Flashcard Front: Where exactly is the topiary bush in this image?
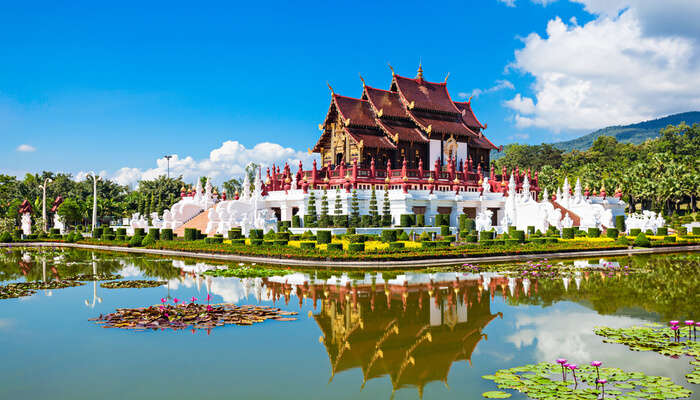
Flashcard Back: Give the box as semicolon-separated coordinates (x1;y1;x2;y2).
148;228;160;240
184;228;198;241
440;225;450;236
303;215;317;228
629;228;641;236
479;230;494;242
381;230;397;243
677;226;687;235
421;241;437;248
663;236;676;243
634;232;651;247
527;226;535;235
615;215;626;232
292;215;301;228
546;237;558;244
128;235;143;247
204;237;224;244
327;243;343;251
587;227;601;238
415;214;425;227
656;227;668;236
418;231;431;241
434;214;450;227
606;228;619;238
300;241;315;249
693;226;700;235
134;228;146;237
116;228;127;236
231;238;246;245
464;234;478;243
397;231;409;241
562;227;575;239
333;215;348;228
389;241;405;249
317;230;332;244
443;235;456;242
616;236;630;246
249;229;263;240
103;234;115;241
511;230;525;243
275;231;290;240
360;215;373;228
348;243;365;252
250;239;263;246
141;235;156;246
227;228;243;239
400;214;414;227
273;239;288;246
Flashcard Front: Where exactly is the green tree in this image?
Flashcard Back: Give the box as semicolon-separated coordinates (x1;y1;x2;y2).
57;198;82;227
350;190;360;226
334;189;342;215
381;188;392;226
369;187;379;225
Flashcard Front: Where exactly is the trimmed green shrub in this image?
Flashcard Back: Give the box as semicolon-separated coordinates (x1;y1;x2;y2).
115;235;126;241
546;237;558;244
184;228;197;241
527;226;535;235
532;238;546;244
347;227;356;235
327;243;343;251
317;230;332;244
128;235;143;247
629;228;641;236
505;239;520;246
693;227;700;235
273;239;288;246
421;241;437;248
300;241;316;249
264;230;276;240
381;230;397;243
301;230;315;240
606;228;619;238
479;230;494;241
134;228;146;237
231;238;246;245
333;215;348;228
511;230;525;243
398;231;409;241
562;227;575;239
158;228;172;241
634;232;650;247
249;229;264;240
434;214;450;227
228;228;243;239
389;241;405;249
587;227;601;238
103;234;115;241
116;228;127;236
663;236;676;243
148;228;160;240
346;234;366;243
678;226;688;235
360;215;373;228
492;239;505;246
348;243;365;252
656;227;668;236
141;235;156;246
464;234;478;243
616;236;630;246
480;239;493;246
303;215;317;228
416;214;425;227
435;240;451;247
400;214;414;227
292;215;301;228
275;231;290;240
418;231;431;241
459;216;476;232
440;225;450;236
645;229;654;235
443;235;456;242
204;237;224;244
615;215;626;232
250;239;263;246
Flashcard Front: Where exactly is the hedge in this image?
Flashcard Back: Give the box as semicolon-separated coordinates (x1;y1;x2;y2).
204;237;223;244
348;243;365;252
300;241;316;249
400;214;415;227
275;231;290;240
606;228;619;239
327;243;343;251
505;239;520;246
435;214;450;227
128;235;143;247
292;215;301;228
663;236;676;243
656;227;668;236
587;227;601;238
398;231;410;241
317;230;332;244
479;230;494;241
228;228;243;239
532;238;546;244
693;227;700;235
249;229;264;240
678;227;688;235
464;234;478;243
333;215;348;228
562;227;575;239
629;228;641;236
615;215;626;232
546;237;558;244
347;234;367;243
440;225;450;236
116;235;126;241
421;241;437;248
231;239;246;245
361;215;373;227
146;228;159;240
103;234;115;241
443;235;456;242
416;214;425;227
142;235;156;246
250;239;263;246
134;228;146;237
116;228;127;236
435;240;451;247
634;233;651;247
184;228;199;241
381;230;397;243
389;242;405;249
303;215;317;227
527;226;535;235
511;230;525;243
273;239;288;246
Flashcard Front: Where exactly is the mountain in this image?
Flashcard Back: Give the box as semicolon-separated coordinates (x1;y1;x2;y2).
550;111;700;152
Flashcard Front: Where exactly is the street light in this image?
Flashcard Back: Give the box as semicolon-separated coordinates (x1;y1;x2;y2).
164;155;173;179
88;172;101;233
39;177;52;232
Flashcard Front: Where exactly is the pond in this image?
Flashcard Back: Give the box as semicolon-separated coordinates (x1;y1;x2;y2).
0;248;697;399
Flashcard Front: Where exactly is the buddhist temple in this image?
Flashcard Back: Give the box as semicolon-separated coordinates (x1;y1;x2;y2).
312;65;498;172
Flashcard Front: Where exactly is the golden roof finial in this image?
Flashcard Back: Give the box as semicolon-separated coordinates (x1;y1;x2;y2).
359;73;365;87
444;72;450;82
417;59;424;80
388;63;395;76
326;81;334;94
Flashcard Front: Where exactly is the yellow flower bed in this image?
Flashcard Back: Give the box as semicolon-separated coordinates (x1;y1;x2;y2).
288;239;420;250
559;237;615;242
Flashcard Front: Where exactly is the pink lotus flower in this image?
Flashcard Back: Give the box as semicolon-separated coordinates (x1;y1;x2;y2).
191;296;197;303
670;320;679;326
568;364;578;385
597;379;607;397
161;298;166;303
591;361;602;382
207;305;212;312
685;320;694;326
173;298;179;304
206;294;211;301
556;359;568;380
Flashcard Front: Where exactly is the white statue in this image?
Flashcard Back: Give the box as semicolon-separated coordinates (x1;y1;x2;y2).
53;214;66;235
561;213;573;228
21;213;32;236
481;178;491;194
241;173;251;200
475;205;493;232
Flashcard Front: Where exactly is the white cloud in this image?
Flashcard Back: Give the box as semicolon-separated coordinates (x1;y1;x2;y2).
504;1;700;132
16;144;36;152
85;140;318;187
498;0;516;7
459;80;514;99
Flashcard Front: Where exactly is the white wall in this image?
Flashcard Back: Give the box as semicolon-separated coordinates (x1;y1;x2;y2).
457;142;468;165
429;139;441;166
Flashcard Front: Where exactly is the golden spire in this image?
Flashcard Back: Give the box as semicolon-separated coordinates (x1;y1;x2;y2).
326;81;334;94
388;63;395;76
417;61;424;80
359;73;366;87
444;72;450;82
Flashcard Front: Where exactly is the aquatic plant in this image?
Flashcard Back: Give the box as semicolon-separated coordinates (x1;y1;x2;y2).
0;280;85;299
203;265;293;278
591;360;602;382
556;358;568;380
100;280;165;289
91;303;297;331
481;361;692;399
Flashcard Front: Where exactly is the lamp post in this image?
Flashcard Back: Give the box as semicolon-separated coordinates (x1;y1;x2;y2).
88;172;101;233
164;155;173;179
39;177;52;232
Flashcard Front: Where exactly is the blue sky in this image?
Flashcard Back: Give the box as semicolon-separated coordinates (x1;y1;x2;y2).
1;0;698;185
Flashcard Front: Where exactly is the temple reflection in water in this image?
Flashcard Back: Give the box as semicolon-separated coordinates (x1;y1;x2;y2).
261;271;534;398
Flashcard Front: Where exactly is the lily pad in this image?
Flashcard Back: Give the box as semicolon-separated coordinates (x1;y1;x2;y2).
100;280;165;289
482;391;512;398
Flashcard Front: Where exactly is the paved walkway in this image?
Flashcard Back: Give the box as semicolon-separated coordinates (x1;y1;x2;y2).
3;242;699;269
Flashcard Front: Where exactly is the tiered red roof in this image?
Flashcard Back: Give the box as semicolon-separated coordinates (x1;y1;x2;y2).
315;67;497;152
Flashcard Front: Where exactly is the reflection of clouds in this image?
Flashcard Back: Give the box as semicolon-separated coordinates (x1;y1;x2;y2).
117;264;142;278
507;310;688;382
0;318;13;331
167;277;196;290
209;277;270;303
